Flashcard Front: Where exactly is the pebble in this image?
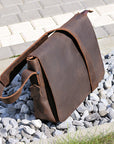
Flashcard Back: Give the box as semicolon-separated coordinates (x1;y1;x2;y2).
72;120;84;126
19;94;30;101
9;128;18;136
98;103;107;116
90;93;99;101
100;98;109;107
110;94;114;102
53;129;64;136
0;128;7;138
32;119;42;129
15;101;24;109
81;110;89;120
107;108;114;119
8;138;19;144
9;118;18;128
21;104;29;114
105;77;112;89
24;126;35;135
77;103;87;113
106;88;113;97
27;100;34;111
71;110;80;120
84;121;92;128
85;113;100;122
41;124;52;138
57;117;73;130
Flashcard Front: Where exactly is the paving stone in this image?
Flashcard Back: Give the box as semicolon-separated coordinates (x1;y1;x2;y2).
0;34;24;47
1;0;23;7
53;12;74;26
40;0;61;8
98;36;114;55
80;0;105;8
31;17;56;29
11;42;33;56
9;22;34;34
18;11;41;22
94;27;108;38
103;24;114;36
19;1;41;12
40;6;63;17
0;15;20;27
0;47;13;59
23;0;40;3
89;15;113;27
21;29;44;42
0;6;20;17
61;1;84;13
0;26;11;38
103;0;114;4
96;4;114;15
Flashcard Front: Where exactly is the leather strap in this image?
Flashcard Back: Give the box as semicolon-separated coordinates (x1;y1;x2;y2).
0;13;95;103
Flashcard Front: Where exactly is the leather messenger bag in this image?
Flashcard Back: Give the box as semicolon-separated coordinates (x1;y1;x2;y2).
0;10;104;123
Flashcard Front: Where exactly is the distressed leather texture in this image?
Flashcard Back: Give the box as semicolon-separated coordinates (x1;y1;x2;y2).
0;10;104;122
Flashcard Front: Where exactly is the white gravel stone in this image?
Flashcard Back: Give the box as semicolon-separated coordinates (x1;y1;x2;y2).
107;107;114;119
24;126;35;135
98;103;107;116
99;89;107;99
21;104;29;114
105;76;112;89
100;98;109;106
106;88;113;97
77;103;87;113
32;119;42;129
110;94;114;102
81;110;89;120
90;93;100;101
71;110;80;120
85;113;100;122
57;117;73;130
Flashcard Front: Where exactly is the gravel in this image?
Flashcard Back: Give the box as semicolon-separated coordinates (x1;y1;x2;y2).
0;51;114;143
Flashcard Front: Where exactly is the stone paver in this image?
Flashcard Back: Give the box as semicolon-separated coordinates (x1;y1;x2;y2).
9;22;34;34
0;15;20;27
103;24;114;36
0;47;13;59
39;6;63;17
80;0;105;8
1;0;23;7
89;15;114;27
0;6;20;17
98;36;114;55
0;58;16;75
96;4;114;15
19;1;41;12
0;34;24;47
10;42;33;56
31;17;56;29
0;26;11;37
94;27;108;38
21;29;44;42
53;12;74;25
61;1;84;13
18;11;41;22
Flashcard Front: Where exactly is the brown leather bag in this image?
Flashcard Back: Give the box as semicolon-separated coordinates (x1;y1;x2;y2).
0;10;104;123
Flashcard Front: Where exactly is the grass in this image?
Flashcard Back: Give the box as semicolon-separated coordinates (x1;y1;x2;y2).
55;132;114;144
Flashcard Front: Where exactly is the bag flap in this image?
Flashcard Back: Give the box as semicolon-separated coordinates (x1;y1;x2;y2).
30;12;104;121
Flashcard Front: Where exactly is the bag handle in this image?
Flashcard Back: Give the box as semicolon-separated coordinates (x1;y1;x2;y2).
0;10;94;103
